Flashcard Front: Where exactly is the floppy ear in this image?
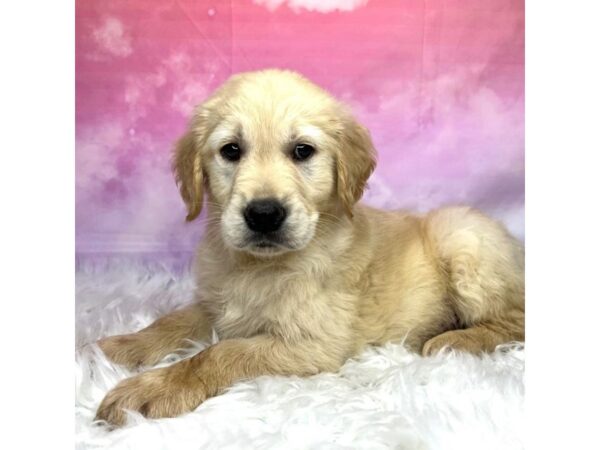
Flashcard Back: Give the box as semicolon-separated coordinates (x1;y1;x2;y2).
172;129;203;221
337;116;377;216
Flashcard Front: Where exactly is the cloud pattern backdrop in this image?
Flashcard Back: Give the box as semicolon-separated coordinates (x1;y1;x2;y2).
76;0;524;257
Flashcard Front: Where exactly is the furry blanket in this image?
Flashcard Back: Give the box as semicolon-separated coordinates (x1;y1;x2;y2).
75;259;524;450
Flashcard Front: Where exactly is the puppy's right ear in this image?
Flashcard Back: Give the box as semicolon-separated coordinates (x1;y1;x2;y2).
172;129;203;221
336;115;377;217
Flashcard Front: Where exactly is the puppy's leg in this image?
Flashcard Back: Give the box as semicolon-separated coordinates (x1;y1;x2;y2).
95;335;345;426
98;303;212;369
423;208;525;356
422;310;524;355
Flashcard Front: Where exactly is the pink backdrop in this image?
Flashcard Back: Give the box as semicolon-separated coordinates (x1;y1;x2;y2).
76;0;524;257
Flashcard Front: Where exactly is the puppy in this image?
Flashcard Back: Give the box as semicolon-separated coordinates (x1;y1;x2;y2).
95;69;524;426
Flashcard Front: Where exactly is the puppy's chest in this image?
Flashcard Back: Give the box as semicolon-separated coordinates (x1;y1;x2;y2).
203;269;321;340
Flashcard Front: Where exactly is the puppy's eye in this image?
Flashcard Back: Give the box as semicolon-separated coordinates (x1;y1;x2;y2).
220;143;241;162
292;144;315;162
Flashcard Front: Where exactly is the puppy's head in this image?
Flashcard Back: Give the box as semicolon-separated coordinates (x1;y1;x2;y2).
173;69;376;257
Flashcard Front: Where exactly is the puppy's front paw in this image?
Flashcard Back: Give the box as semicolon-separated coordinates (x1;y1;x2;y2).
94;360;207;427
98;333;160;369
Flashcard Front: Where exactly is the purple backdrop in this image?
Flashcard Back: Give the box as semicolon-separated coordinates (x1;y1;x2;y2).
76;0;524;257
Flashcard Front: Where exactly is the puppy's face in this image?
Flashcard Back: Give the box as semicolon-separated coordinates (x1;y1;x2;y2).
174;70;376;257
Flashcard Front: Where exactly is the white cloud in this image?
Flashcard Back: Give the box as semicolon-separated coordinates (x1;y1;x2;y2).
163;52;214;116
76;122;125;194
122;51;216;119
254;0;369;14
92;17;132;58
124;69;167;121
170;81;208;116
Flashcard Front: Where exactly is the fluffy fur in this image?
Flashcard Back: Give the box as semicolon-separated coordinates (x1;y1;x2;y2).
76;262;524;449
93;69;525;426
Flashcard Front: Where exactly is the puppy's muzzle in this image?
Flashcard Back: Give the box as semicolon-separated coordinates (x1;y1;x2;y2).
243;198;287;234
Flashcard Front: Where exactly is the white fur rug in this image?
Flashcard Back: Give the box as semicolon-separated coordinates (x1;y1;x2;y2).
75;259;524;450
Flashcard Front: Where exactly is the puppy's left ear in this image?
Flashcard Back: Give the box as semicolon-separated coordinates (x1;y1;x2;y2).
337;116;377;216
172;129;204;222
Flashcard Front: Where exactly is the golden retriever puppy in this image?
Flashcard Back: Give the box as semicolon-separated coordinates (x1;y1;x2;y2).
95;69;524;426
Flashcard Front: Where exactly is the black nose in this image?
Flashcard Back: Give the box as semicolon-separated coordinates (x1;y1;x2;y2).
243;199;287;233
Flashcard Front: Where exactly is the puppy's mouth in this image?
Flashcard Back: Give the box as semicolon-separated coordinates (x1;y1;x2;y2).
254;240;277;249
244;233;294;255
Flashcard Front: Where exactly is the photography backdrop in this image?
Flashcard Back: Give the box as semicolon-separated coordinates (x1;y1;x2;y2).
76;0;524;259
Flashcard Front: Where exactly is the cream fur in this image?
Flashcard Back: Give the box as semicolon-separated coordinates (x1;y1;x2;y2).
95;69;524;426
